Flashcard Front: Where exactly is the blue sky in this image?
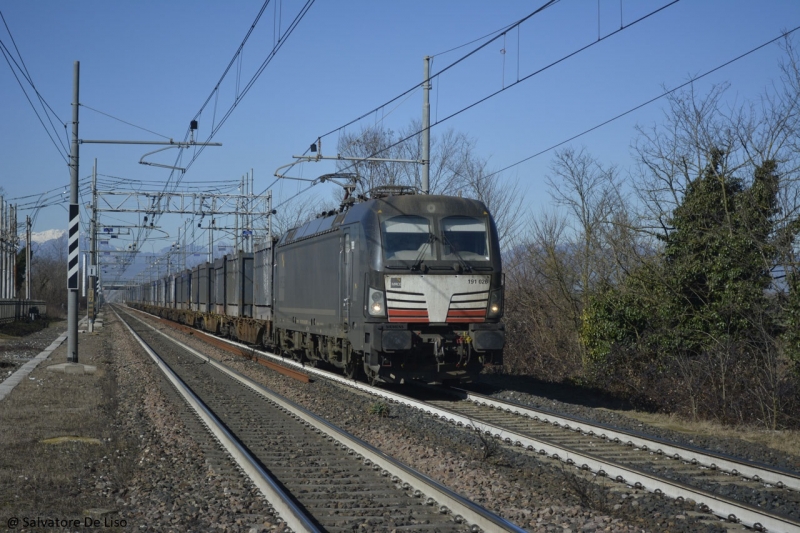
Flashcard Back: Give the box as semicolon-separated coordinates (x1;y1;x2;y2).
2;0;799;258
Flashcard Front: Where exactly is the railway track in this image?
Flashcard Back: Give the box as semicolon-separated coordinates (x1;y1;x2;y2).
114;306;525;533
412;387;800;531
332;382;800;532
129;307;800;533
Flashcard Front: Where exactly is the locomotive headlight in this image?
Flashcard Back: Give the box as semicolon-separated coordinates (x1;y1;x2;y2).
368;287;386;317
486;288;503;318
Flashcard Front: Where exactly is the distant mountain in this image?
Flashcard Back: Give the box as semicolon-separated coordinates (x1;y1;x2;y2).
29;229;66;244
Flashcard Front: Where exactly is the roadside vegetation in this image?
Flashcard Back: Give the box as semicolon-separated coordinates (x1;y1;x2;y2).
503;39;800;429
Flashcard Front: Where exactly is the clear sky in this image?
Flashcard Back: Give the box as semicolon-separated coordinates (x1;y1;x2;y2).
2;1;799;263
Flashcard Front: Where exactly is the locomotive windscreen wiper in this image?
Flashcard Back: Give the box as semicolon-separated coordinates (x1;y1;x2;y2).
411;233;436;271
440;231;472;272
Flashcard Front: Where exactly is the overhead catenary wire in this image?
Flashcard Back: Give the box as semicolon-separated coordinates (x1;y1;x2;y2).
309;0;561;150
79;104;172;140
124;0;316;266
311;0;681;184
482;24;800;180
182;0;316;170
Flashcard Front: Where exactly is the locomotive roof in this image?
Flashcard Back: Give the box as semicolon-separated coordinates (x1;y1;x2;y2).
277;194;492;247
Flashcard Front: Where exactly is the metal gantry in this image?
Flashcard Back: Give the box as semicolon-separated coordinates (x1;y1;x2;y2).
92;185;272;295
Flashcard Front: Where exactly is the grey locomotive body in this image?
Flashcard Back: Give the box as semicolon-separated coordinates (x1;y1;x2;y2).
128;192;505;384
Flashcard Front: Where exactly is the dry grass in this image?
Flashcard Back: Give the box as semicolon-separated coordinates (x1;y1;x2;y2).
601;408;800;459
0;317;63;339
0;327;136;523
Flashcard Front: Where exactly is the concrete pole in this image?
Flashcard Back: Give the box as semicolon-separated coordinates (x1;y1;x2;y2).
3;202;8;298
2;199;6;298
267;193;272;248
1;197;5;299
6;202;11;298
67;60;79;363
250;169;254;253
89;159;97;332
26;215;31;300
7;201;12;298
12;205;17;298
7;201;11;298
208;219;213;264
4;199;9;299
183;219;187;270
235;178;240;254
1;198;5;299
422;56;431;195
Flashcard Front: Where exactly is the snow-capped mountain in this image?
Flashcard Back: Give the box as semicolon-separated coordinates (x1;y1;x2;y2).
29;229;66;244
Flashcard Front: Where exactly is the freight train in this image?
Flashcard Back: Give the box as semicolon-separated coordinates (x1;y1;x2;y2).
126;189;505;384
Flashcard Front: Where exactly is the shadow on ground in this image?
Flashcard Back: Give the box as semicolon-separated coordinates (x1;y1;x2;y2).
471;372;653;413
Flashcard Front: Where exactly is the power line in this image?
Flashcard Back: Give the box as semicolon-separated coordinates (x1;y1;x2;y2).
183;0;316;171
254;0;564;204
484;24;800;180
311;0;561;149
0;39;69;163
429;5;561;58
130;0;316;262
326;0;680;181
0;11;69;159
79;104;171;139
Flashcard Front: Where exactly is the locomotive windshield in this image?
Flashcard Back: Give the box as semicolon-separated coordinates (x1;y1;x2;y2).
441;216;490;261
381;213;491;263
382;215;434;261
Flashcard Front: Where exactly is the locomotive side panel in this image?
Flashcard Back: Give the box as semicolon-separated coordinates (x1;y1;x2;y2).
274;230;341;338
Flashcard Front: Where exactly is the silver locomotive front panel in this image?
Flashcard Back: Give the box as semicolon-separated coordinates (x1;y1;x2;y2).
384;274;490;324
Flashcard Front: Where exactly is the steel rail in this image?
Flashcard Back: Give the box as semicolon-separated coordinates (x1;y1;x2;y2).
451;387;800;491
122;307;526;533
112;307;321;533
309;379;800;532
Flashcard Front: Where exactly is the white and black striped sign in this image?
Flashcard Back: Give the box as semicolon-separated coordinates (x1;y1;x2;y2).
68;203;79;289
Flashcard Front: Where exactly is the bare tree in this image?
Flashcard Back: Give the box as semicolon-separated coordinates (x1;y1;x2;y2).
336;122;525;247
503;147;644;379
503;210;586;379
633;40;800;253
263;193;336;237
29;234;69;317
546;147;632;304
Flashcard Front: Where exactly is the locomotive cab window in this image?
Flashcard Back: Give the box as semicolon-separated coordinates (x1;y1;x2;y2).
441;216;490;261
381;215;434;261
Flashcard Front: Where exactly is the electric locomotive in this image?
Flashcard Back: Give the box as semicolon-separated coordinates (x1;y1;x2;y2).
270;188;505;384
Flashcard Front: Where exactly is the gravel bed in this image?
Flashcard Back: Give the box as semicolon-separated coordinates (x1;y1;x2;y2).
100;312;287;532
133;312;732;533
0;319;67;376
473;374;800;474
